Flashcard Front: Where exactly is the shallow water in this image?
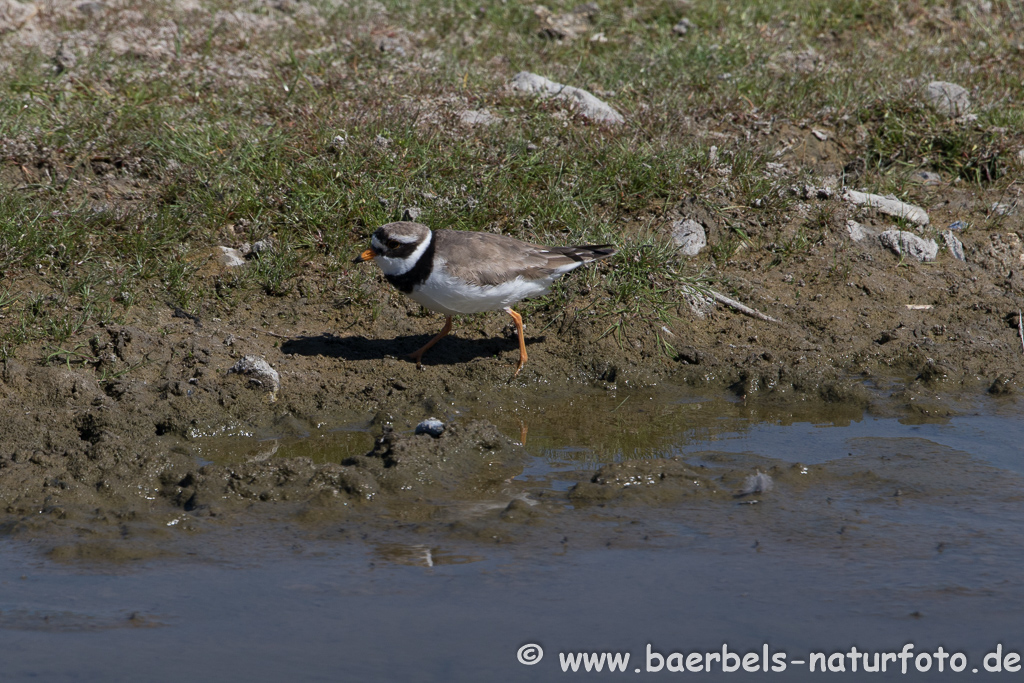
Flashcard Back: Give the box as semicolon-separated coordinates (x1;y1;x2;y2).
3;390;1024;681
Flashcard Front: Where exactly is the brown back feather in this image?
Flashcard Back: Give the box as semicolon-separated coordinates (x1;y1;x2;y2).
434;230;615;287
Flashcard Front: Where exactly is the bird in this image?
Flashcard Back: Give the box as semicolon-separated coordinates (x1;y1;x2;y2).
352;221;615;377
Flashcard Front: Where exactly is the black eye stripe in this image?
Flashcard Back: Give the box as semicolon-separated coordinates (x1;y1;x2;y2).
385;239;420;258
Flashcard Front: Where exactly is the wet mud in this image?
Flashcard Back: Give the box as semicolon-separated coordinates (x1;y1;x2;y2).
2;339;1020;566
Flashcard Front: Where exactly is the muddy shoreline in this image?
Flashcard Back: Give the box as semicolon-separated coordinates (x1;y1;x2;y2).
1;252;1021;553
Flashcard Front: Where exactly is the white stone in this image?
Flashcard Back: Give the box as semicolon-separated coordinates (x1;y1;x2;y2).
458;109;501;126
923;81;971;117
415;418;445;437
229;355;281;396
844;190;929;226
846;220;874;242
217;246;246;267
878;230;939;262
670;219;706;256
508;71;624;125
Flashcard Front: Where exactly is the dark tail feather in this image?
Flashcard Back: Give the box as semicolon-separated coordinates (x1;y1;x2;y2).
552;244;617;263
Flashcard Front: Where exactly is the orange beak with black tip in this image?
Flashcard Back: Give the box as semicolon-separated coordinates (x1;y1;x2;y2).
352;247;377;264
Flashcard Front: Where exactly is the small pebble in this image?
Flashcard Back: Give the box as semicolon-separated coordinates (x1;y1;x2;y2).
415;418;445;438
229;355;281;397
672;17;694;35
923;81;971;117
879;230;939;262
670;219;706;256
217;246;246;268
846;220;873;242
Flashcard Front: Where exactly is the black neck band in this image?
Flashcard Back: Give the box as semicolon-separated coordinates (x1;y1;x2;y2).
385;234;435;294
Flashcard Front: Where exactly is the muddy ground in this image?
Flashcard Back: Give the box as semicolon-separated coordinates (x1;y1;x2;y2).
2;0;1024;557
2;199;1024;556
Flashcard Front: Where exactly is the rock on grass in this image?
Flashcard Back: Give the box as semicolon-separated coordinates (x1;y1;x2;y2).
0;0;38;32
508;71;624;125
923;81;971;117
670;219;706;256
217;246;246;267
458;109;501;126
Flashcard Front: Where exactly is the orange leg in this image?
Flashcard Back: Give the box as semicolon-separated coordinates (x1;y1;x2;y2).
408;315;452;368
504;307;528;377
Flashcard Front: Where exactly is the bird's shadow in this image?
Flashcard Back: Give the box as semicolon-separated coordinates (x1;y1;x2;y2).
280;332;545;367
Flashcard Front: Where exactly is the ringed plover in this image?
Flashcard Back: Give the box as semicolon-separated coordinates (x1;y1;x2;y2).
353;221;615;376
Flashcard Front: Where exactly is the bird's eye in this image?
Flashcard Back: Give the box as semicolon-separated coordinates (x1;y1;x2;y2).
386;239;400;249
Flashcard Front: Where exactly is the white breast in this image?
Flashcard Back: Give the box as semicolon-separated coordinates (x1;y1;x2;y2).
408;263;558;315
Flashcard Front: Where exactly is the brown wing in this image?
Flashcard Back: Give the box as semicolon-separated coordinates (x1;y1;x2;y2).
434;230;615;287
